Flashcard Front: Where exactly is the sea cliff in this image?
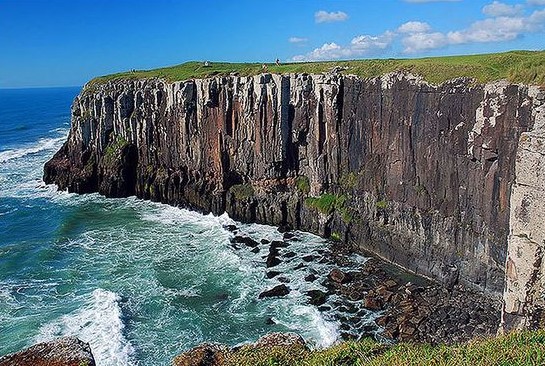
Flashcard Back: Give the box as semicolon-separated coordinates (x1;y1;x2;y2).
43;70;545;331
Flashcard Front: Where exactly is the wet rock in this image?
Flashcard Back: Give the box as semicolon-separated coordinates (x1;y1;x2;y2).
302;255;316;262
266;271;281;279
304;274;317;282
265;317;276;325
266;254;281;268
363;296;384;310
250;247;260;254
270;240;288;249
306;290;329;306
261;239;270;244
283;251;296;259
231;235;259;248
223;225;237;232
277;225;292;233
277;276;290;283
329;268;352;284
258;284;290;299
0;337;96;366
283;232;296;240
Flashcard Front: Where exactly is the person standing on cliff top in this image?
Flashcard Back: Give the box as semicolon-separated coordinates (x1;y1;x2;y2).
275;58;280;66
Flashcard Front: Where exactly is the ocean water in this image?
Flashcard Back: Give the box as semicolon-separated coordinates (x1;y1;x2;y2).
0;87;370;365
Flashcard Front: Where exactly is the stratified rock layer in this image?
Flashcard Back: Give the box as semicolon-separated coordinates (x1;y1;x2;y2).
0;337;96;366
44;73;544;325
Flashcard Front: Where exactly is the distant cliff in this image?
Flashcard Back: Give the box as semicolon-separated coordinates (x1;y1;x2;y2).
44;71;545;331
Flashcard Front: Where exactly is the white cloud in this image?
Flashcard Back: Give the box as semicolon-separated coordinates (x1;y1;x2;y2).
528;0;545;6
398;21;432;33
401;7;545;53
315;10;348;23
292;32;394;61
402;32;448;52
289;37;308;43
351;31;396;51
482;1;524;17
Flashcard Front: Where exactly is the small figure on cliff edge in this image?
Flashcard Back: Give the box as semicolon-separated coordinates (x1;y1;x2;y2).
275;58;280;66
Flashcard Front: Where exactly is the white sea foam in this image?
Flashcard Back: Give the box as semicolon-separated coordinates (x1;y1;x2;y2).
35;289;135;366
275;305;340;348
0;135;66;164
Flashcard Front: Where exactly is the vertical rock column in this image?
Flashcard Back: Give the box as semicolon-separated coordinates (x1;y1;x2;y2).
502;86;545;331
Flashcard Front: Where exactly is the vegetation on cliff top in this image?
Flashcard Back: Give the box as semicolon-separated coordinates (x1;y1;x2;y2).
192;330;545;366
87;50;545;87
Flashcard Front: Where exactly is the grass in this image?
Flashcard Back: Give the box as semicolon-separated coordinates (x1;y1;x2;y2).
214;331;545;366
103;135;128;164
376;200;389;210
295;176;310;195
229;183;255;200
305;194;340;215
305;193;353;223
87;50;545;87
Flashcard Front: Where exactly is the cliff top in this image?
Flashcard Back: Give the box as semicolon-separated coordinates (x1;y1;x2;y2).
88;50;545;87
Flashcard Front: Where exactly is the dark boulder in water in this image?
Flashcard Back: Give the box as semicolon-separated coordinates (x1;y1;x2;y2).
258;284;290;299
306;289;329;306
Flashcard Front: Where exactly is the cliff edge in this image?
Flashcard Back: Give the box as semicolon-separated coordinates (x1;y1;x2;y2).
44;68;545;331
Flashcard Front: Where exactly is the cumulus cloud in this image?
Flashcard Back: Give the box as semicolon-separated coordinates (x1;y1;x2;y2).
289;37;308;43
401;7;545;53
482;1;524;17
528;0;545;6
402;32;448;53
292;32;394;61
398;21;432;33
315;10;348;23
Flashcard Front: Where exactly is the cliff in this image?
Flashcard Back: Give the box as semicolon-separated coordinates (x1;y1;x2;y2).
43;70;545;330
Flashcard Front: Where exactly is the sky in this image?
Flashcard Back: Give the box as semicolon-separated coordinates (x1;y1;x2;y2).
0;0;544;88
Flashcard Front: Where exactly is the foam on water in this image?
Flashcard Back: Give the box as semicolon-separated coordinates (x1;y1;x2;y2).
0;134;67;163
36;289;135;366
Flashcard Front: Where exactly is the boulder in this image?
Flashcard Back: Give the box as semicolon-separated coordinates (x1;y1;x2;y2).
258;284;290;299
0;337;95;366
173;343;227;366
328;268;352;284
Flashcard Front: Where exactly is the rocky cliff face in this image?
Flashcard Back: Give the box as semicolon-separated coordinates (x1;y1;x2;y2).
44;72;544;322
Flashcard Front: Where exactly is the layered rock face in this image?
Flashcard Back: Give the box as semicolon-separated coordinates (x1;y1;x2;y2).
502;87;545;331
44;72;543;316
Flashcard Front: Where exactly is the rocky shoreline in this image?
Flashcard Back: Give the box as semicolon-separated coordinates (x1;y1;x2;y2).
0;224;502;365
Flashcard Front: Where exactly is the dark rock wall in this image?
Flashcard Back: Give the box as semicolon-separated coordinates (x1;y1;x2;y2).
44;73;539;297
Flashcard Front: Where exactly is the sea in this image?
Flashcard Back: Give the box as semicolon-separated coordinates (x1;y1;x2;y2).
0;87;370;365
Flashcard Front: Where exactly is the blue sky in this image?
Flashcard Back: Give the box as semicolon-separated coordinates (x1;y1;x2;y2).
1;0;544;88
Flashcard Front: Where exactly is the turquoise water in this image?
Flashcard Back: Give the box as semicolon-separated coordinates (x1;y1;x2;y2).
0;87;366;365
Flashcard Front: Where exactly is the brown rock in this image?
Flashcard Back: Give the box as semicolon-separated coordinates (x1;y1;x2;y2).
328;268;352;284
363;294;384;310
0;337;95;366
173;344;227;366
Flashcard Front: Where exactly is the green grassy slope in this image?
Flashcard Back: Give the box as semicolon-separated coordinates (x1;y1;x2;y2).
219;330;545;366
89;50;545;86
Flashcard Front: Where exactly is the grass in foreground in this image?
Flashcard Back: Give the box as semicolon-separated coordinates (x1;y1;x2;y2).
89;50;545;87
221;331;545;366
